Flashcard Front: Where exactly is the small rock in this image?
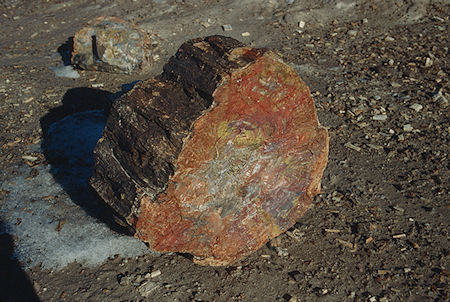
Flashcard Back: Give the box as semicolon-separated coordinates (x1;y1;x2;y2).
409;103;423;112
241;32;250;37
150;270;161;278
403;124;413;132
433;92;448;108
200;21;211;28
424;57;433;67
385;36;395;42
362;18;368;24
138;281;158;297
372;114;387;121
348;30;358;36
22;155;38;162
276;247;289;257
117;274;131;286
222;24;233;31
298;21;305;28
344;142;361;152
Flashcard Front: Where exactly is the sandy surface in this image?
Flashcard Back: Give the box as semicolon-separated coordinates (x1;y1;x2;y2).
0;0;448;301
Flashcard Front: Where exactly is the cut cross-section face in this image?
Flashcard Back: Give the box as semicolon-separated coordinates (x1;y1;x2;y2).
91;36;329;266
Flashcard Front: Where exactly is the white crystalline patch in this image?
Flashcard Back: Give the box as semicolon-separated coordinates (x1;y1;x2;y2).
49;65;80;79
336;2;355;10
0;111;152;270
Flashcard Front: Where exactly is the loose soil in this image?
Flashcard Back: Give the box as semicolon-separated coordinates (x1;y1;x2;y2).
0;0;448;301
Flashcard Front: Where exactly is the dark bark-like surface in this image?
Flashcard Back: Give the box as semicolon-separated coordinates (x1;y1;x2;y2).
90;36;247;222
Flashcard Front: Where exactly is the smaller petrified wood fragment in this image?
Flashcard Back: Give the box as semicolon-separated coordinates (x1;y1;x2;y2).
90;35;329;266
72;16;151;74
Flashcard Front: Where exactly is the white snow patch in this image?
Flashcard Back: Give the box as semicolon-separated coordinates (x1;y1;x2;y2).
0;111;153;270
49;65;80;79
336;1;355;10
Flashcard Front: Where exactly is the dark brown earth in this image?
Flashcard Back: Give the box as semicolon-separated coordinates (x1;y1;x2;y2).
0;0;448;301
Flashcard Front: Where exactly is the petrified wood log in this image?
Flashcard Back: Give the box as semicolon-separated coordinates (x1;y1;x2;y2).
90;35;329;265
72;16;151;74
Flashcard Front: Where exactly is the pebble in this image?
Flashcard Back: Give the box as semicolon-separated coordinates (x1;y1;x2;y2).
241;32;250;37
298;21;305;28
138;281;158;297
344;142;361;152
433;92;448;108
150;270;161;278
403;124;413;132
276;247;289;257
348;30;358;36
409;103;423;112
24;97;34;104
372;114;387;121
362;18;368;24
222;24;232;31
22;155;38;162
424;57;433;67
385;36;395;42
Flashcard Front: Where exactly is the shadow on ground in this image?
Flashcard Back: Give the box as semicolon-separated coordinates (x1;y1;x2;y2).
0;219;40;302
40;87;133;235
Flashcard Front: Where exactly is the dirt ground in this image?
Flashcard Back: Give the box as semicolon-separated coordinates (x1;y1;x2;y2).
0;0;449;301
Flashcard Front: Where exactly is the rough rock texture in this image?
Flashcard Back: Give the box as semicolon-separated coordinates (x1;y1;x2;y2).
90;35;329;266
72;16;151;74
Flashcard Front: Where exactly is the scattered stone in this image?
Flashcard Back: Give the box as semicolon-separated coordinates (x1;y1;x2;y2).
325;229;340;233
286;229;305;241
138;281;158;297
372;114;387;121
403;124;413;132
424;57;433;67
298;21;306;28
72;16;152;74
22;155;38;162
344;142;361;152
276;247;289;257
200;21;211;28
90;36;329;266
222;24;233;31
241;32;250;37
150;270;161;278
348;30;358;36
433;91;448;108
362;18;369;24
385;36;395;42
117;274;131;286
393;233;406;239
393;206;404;213
24;97;34;104
409;103;423;112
